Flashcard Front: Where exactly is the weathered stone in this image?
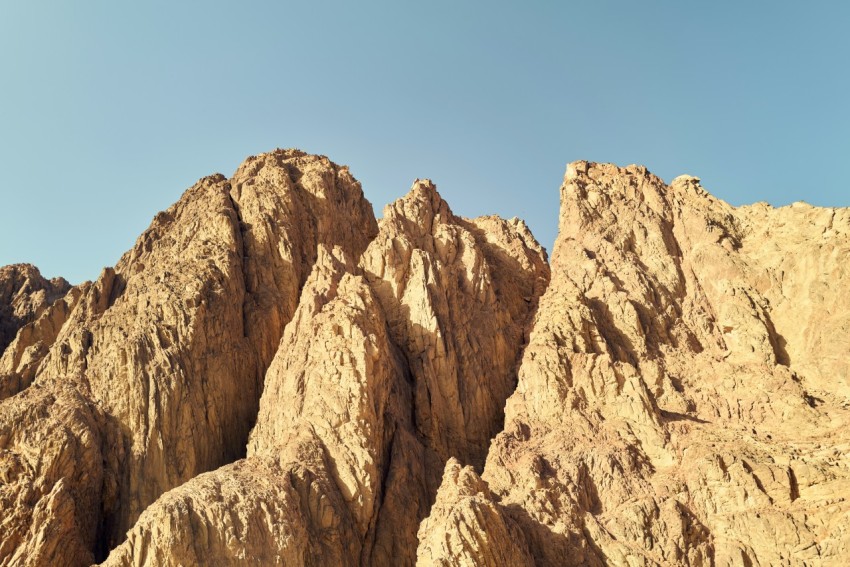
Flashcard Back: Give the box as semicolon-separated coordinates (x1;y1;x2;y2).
0;264;73;399
473;162;850;566
99;179;548;566
2;154;847;566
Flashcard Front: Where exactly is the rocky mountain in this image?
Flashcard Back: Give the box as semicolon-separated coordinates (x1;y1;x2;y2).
0;150;846;566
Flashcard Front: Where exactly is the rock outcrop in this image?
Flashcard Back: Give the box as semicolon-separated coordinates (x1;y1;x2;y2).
0;380;108;566
0;264;69;355
360;180;549;564
0;150;380;562
1;152;847;566
103;247;399;566
0;264;73;398
460;162;850;566
100;180;549;566
416;458;534;567
360;180;549;472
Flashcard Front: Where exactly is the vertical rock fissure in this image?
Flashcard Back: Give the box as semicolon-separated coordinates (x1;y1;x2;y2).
226;189;253;342
477;262;550;473
223;189;262;458
360;423;398;565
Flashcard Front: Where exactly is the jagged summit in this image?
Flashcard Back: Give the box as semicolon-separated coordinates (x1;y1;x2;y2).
379;178;455;246
0;150;848;566
0;263;70;353
385;178;450;218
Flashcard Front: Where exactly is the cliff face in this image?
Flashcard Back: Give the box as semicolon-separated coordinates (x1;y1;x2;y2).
0;150;381;559
430;163;850;566
101;179;549;567
0;152;847;566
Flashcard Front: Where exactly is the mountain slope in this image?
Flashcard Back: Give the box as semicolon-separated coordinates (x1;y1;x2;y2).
430;162;850;566
0;152;847;566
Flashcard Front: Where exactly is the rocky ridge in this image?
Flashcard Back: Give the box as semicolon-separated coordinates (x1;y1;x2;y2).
0;151;847;566
436;162;850;566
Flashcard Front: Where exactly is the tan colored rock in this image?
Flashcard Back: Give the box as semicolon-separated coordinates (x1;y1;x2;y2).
473;161;850;566
361;182;549;563
0;380;110;567
0;264;73;398
417;458;534;567
0;264;69;355
3;152;848;566
104;246;401;566
733;198;850;395
100;181;549;566
2;150;378;560
360;180;549;471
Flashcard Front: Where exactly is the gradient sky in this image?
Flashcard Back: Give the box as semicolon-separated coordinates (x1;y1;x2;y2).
1;2;848;283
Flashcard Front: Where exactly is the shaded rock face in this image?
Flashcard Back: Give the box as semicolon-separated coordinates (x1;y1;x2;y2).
103;248;400;566
1;153;848;566
55;152;377;543
360;181;549;473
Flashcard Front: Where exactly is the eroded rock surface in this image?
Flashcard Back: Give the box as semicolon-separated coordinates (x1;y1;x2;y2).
466;162;850;566
1;153;848;566
100;181;549;566
360;180;549;472
0;380;108;566
0;264;69;355
104;247;398;565
0;150;379;563
417;458;534;567
0;264;74;398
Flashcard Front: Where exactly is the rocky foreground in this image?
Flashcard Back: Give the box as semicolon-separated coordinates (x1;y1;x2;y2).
1;150;848;566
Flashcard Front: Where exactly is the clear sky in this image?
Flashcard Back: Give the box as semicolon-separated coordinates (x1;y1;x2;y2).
1;2;848;283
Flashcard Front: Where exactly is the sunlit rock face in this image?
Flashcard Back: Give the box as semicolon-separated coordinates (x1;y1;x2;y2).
471;162;850;566
1;152;847;566
0;264;72;398
100;176;548;567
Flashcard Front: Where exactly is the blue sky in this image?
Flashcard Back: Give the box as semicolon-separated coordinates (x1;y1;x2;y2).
1;2;848;283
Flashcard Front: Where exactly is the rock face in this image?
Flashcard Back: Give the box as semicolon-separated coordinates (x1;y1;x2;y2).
360;181;549;472
0;150;380;561
0;264;69;355
466;162;850;566
103;247;400;566
0;264;73;398
0;153;847;566
417;458;534;567
101;180;549;566
0;381;107;566
43;151;377;545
